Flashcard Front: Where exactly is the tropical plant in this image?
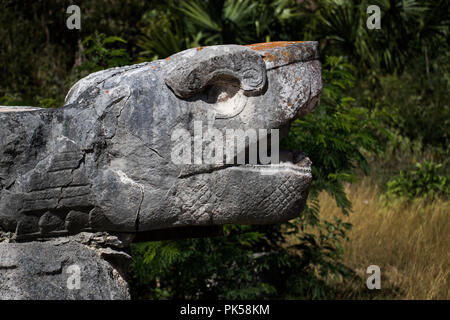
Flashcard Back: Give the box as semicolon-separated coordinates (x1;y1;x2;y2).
78;32;132;74
2;0;447;300
129;226;275;299
385;160;449;201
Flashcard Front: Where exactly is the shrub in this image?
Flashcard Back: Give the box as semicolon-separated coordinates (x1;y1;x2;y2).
77;32;132;74
385;160;449;201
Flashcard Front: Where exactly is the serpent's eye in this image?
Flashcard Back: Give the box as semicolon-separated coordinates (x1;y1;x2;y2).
205;79;247;119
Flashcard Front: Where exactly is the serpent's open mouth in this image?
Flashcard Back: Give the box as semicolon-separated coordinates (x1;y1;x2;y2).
234;133;312;176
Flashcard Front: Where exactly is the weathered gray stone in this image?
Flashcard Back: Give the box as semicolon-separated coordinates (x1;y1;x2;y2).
164;45;267;98
0;41;322;239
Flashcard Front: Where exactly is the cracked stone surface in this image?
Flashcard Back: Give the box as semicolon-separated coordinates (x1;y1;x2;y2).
0;232;131;300
0;41;322;299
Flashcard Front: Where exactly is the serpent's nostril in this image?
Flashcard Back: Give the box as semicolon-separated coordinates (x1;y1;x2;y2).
205;80;240;104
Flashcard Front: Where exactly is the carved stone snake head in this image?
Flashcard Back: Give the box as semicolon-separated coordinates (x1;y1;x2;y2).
0;41;322;240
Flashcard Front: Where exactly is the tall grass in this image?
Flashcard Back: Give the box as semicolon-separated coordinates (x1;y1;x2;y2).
317;178;449;299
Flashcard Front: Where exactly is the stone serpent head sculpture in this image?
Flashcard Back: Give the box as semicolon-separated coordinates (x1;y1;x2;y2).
0;41;322;241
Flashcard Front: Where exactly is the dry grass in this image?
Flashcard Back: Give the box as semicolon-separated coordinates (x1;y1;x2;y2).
317;177;449;299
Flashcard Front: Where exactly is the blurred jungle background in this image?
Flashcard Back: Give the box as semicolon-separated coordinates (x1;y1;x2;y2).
1;0;448;299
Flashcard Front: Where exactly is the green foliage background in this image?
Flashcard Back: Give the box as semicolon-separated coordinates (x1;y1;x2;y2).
1;0;448;299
